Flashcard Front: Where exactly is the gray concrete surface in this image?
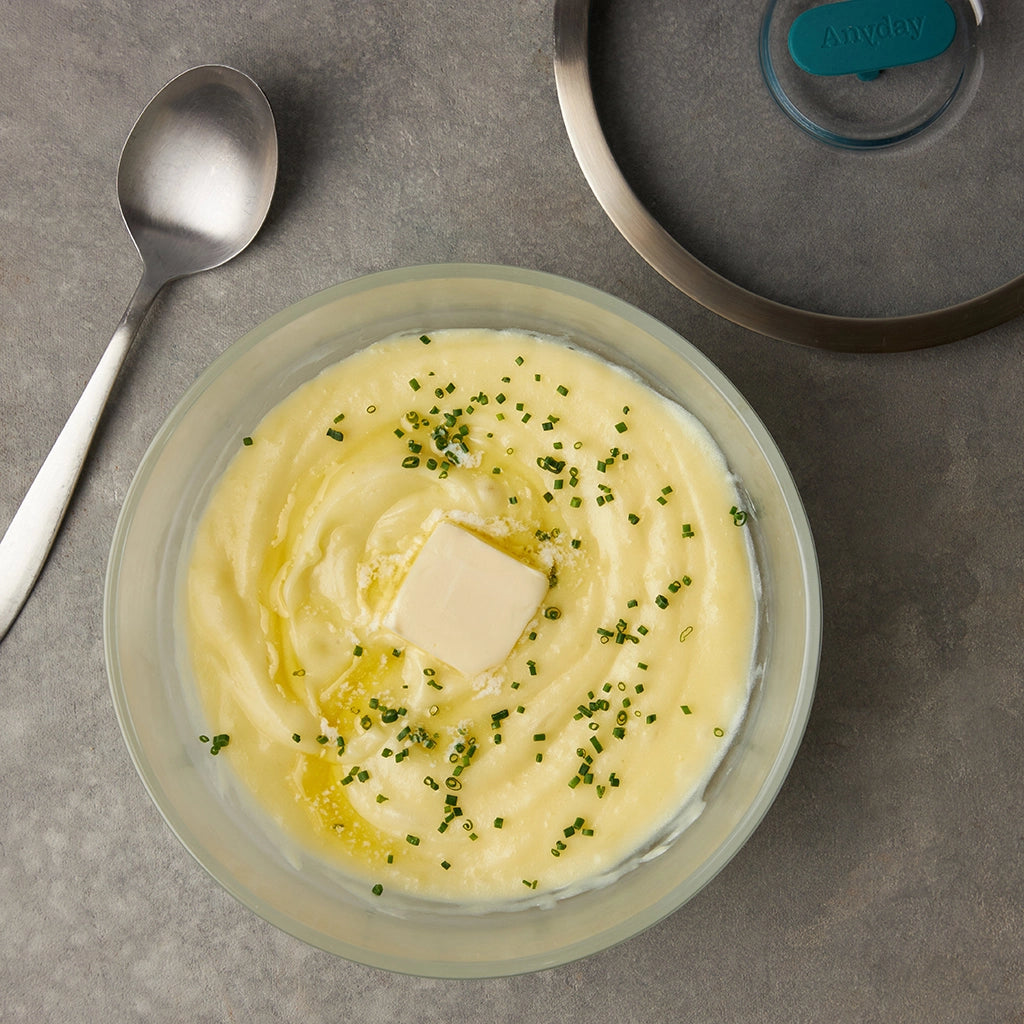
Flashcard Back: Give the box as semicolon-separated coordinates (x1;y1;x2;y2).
1;1;1022;1021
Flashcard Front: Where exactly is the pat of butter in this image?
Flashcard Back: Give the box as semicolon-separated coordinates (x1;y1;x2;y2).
386;521;548;676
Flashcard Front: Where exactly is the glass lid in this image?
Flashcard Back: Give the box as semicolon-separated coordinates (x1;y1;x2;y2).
554;0;1024;351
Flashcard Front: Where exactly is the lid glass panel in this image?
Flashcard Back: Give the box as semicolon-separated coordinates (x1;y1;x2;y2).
586;0;1021;322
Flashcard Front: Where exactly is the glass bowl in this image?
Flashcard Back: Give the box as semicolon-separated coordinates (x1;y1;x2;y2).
105;264;820;977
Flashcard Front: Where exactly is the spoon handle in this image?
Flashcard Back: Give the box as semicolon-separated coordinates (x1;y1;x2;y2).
0;271;163;642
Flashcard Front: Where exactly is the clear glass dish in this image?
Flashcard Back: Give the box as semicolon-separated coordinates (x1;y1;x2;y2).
105;264;821;977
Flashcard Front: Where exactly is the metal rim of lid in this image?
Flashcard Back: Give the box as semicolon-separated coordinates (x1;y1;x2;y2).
553;0;1024;353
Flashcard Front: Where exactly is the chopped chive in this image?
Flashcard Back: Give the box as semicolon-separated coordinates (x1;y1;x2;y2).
409;378;421;391
681;705;692;715
242;436;253;446
406;834;420;846
292;733;300;742
628;513;640;525
371;883;384;896
556;384;569;396
493;817;504;829
420;334;432;345
655;595;669;609
615;422;627;433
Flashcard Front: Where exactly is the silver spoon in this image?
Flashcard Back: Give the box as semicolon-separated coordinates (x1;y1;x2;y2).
0;65;278;641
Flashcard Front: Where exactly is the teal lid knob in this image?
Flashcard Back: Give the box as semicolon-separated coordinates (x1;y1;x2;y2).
788;0;957;80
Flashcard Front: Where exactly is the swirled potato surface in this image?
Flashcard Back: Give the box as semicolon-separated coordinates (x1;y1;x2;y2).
187;329;757;902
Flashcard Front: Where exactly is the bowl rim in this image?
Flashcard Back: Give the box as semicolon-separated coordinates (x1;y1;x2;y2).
104;262;822;976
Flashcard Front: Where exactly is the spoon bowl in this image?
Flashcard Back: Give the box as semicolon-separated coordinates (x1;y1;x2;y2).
118;66;278;280
0;65;278;641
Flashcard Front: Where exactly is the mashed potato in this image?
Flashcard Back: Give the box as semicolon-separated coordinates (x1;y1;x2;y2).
187;329;758;902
